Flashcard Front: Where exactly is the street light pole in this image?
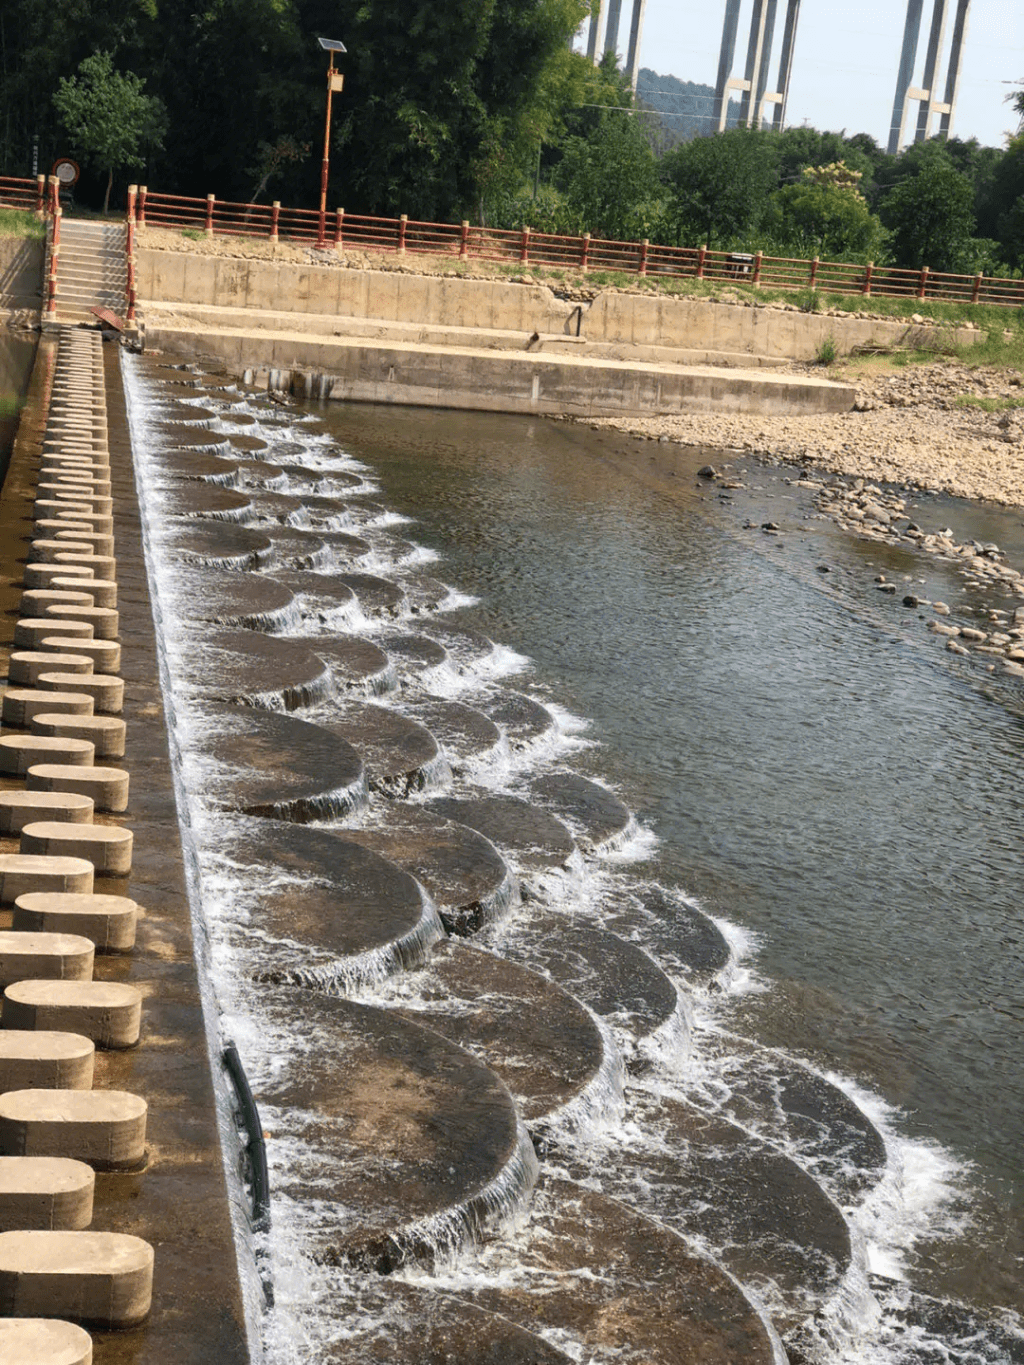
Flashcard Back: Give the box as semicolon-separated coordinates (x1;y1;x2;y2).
317;36;346;249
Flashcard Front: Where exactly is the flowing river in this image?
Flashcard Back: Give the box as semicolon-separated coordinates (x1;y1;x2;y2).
122;352;1024;1365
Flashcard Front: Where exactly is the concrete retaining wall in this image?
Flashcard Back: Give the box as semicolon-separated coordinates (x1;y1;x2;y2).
136;247;973;362
0;237;44;311
146;320;856;417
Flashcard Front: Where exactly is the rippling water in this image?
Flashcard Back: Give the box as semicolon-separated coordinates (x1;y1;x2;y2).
311;404;1024;1328
124;346;1024;1363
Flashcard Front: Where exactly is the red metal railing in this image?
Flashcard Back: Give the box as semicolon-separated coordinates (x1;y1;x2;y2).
0;174;46;214
132;188;1024;308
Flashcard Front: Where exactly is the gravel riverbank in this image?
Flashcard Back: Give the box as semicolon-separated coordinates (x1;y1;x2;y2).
583;360;1024;508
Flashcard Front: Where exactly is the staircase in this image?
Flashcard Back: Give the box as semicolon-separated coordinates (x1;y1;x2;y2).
48;218;127;323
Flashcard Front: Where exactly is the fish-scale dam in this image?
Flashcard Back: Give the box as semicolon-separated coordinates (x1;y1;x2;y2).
2;329;1022;1364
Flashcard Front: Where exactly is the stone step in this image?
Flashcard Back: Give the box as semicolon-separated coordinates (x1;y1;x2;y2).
195;704;365;821
39;510;115;536
219;819;443;988
48;577;117;609
41;605;119;640
34;638;121;674
0;791;94;836
0;1156;94;1231
7;651;94;686
0;857;94;905
255;988;532;1270
13;894;138;955
13;618;94;650
2;688;95;726
319;704;441;799
0;1318;93;1365
2;981;142;1049
0;1090;147;1171
426;792;576;872
49;554;118;583
0;734;96;775
20;822;132;875
341;807;513;936
0;1229;153;1326
0;1033;95;1092
0;933;94;989
51;532;115;559
29;715;126;761
27;542;97;566
37;673;124;716
26;766;129;815
19;587;96;616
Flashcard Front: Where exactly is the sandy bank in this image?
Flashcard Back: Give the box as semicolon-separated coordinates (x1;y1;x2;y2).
581;361;1024;507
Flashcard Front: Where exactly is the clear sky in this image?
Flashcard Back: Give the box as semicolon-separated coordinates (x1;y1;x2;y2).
596;0;1023;150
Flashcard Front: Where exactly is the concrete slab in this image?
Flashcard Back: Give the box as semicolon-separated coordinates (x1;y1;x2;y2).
0;857;94;904
0;1229;153;1326
29;715;126;760
0;791;94;835
8;652;94;686
2;689;95;726
0;1156;94;1231
2;981;142;1049
36;674;124;716
0;734;95;775
50;577;116;610
0;1033;95;1092
41;606;119;641
20;822;132;875
36;638;121;673
0;1317;93;1364
13;894;137;955
0;932;95;988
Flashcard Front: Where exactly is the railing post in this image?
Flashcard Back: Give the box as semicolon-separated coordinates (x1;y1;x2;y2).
862;261;873;297
269;201;280;244
917;265;929;300
46;206;61;318
35;175;45;216
696;244;706;280
137;184;147;225
460;220;470;260
639;238;649;277
809;256;819;290
520;225;531;265
971;272;982;305
125;212;136;324
398;214;407;255
334;207;344;249
580;232;590;273
126;184;137;222
205;193;215;238
48;175;59;216
753;250;763;288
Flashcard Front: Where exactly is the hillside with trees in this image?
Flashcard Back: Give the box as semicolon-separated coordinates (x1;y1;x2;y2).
0;3;1021;275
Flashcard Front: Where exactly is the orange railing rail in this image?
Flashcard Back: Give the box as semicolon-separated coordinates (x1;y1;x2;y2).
132;188;1024;308
0;174;47;215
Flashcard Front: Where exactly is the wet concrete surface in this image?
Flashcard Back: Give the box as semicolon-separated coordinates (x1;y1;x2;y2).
0;335;249;1364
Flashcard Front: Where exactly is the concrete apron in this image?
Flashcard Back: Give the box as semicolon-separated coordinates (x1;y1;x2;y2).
145;320;857;418
0;332;250;1363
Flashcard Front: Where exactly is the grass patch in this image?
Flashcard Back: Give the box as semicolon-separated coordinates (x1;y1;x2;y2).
815;334;838;366
0;395;24;421
0;208;44;240
180;227;206;241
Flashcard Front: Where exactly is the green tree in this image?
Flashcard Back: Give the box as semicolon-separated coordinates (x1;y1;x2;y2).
555;108;664;240
878;157;977;271
661;126;780;246
770;162;885;260
52;50;164;212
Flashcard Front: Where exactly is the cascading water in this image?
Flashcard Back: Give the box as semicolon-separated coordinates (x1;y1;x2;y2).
122;349;1024;1365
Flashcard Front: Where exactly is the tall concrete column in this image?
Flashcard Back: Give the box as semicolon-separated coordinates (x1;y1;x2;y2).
586;0;608;62
938;0;971;137
713;0;744;132
915;0;949;140
604;0;624;56
737;0;770;126
754;0;779;126
771;0;801;130
888;0;925;153
625;0;649;92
